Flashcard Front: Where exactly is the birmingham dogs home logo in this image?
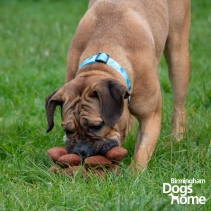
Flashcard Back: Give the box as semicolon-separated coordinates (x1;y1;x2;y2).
163;178;206;204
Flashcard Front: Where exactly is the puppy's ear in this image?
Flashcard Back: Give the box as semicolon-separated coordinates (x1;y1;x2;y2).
91;79;131;127
45;87;64;132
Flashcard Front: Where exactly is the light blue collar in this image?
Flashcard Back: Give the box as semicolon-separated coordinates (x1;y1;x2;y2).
79;52;131;90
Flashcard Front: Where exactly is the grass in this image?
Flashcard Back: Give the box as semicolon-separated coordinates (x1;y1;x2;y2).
0;0;210;210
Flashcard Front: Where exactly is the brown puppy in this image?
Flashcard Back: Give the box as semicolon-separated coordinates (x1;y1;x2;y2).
45;0;190;170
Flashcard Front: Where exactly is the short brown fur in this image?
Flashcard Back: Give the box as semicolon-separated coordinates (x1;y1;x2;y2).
46;0;190;170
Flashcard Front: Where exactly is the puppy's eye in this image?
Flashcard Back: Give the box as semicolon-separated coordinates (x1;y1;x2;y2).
87;121;104;132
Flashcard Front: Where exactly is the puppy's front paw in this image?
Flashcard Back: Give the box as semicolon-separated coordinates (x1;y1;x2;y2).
128;159;146;174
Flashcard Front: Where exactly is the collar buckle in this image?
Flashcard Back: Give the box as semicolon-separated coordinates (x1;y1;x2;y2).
95;52;109;63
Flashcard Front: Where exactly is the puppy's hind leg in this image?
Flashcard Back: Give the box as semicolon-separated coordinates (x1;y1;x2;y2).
164;0;191;141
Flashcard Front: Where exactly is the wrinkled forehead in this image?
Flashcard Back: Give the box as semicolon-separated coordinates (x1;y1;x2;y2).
63;75;103;96
61;89;102;127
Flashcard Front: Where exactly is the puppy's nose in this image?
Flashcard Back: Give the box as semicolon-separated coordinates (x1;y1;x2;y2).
72;144;91;159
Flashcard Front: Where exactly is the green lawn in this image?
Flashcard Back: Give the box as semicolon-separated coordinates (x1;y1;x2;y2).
0;0;210;210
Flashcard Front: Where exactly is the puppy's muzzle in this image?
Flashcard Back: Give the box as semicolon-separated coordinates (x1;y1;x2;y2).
72;144;92;159
66;139;118;159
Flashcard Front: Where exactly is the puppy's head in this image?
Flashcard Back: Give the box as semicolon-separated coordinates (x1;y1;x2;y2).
45;76;131;159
